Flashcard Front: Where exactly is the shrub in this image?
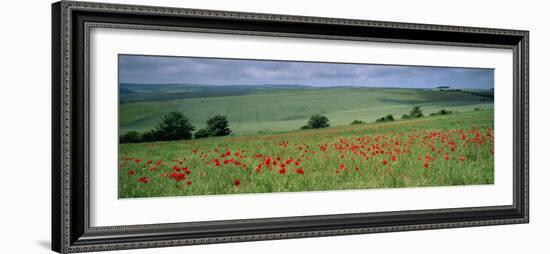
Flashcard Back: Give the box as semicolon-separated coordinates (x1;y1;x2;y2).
376;114;395;123
410;106;423;118
119;131;141;143
153;112;195;141
430;109;453;116
401;114;411;120
300;125;311;130
350;120;366;125
194;128;210;139
141;130;159;142
205;115;231;137
306;114;330;129
474;107;481;111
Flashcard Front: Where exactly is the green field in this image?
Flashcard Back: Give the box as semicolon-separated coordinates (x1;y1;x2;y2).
120;85;493;135
119;110;494;198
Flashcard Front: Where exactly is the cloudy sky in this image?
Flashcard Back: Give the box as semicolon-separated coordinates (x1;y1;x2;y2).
119;55;494;89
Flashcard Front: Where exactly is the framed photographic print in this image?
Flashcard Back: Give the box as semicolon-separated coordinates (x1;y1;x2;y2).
51;1;529;253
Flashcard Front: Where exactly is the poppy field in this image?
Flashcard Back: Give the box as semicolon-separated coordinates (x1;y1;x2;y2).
118;110;494;198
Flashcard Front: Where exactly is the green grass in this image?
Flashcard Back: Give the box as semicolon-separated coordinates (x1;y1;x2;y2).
120;87;493;135
119;110;494;198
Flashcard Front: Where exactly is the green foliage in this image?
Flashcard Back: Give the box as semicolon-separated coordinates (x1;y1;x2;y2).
410;106;424;118
141;130;158;142
430;109;454;116
300;125;311;130
194;129;210;139
306;114;330;129
119;131;142;143
350;120;366;125
153;112;195;141
375;114;395;123
206;115;231;137
401;114;411;120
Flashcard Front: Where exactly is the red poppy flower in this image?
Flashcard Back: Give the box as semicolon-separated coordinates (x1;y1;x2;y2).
127;170;136;175
233;179;241;186
382;160;388;165
161;172;167;177
391;155;396;161
295;168;304;175
155;160;163;166
278;167;286;174
186;180;193;186
169;172;186;182
423;162;429;168
138;177;149;183
460;156;466;161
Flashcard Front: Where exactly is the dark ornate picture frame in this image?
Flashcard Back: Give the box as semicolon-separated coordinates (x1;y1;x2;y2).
51;1;529;253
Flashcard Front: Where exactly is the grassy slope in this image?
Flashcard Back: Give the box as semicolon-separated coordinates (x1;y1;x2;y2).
120;87;493;135
119;110;494;198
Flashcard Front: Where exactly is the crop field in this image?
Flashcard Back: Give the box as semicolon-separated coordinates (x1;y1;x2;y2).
120;86;494;135
119;110;494;198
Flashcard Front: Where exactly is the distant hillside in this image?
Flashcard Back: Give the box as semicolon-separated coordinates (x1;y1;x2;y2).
119;86;494;135
119;83;313;102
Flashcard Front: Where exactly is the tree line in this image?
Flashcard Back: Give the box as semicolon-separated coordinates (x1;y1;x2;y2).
120;112;231;143
122;106;456;143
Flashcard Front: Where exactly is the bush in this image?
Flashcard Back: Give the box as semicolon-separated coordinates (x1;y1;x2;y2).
300;125;311;130
350;120;366;125
141;130;159;142
410;106;423;118
153;112;195;141
401;114;411;120
119;131;141;143
474;107;481;111
205;115;231;137
306;114;330;129
194;128;209;139
376;114;395;123
429;109;453;116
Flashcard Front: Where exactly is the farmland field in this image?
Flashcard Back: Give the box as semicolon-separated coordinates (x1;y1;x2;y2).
119;110;494;198
120;84;494;135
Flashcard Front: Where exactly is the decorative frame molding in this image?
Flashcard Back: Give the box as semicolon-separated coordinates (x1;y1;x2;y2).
52;1;529;253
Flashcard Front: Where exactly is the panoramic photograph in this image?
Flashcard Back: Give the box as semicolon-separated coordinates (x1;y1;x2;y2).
118;54;495;199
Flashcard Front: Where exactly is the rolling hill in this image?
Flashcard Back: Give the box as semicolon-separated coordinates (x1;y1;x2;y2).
119;84;493;135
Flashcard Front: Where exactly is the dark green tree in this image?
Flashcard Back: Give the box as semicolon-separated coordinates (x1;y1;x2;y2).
194;128;210;139
410;106;424;118
205;115;231;137
307;114;330;129
375;114;395;123
119;131;141;143
141;130;159;142
153;112;195;141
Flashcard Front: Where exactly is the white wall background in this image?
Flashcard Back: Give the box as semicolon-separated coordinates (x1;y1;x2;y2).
0;0;547;253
